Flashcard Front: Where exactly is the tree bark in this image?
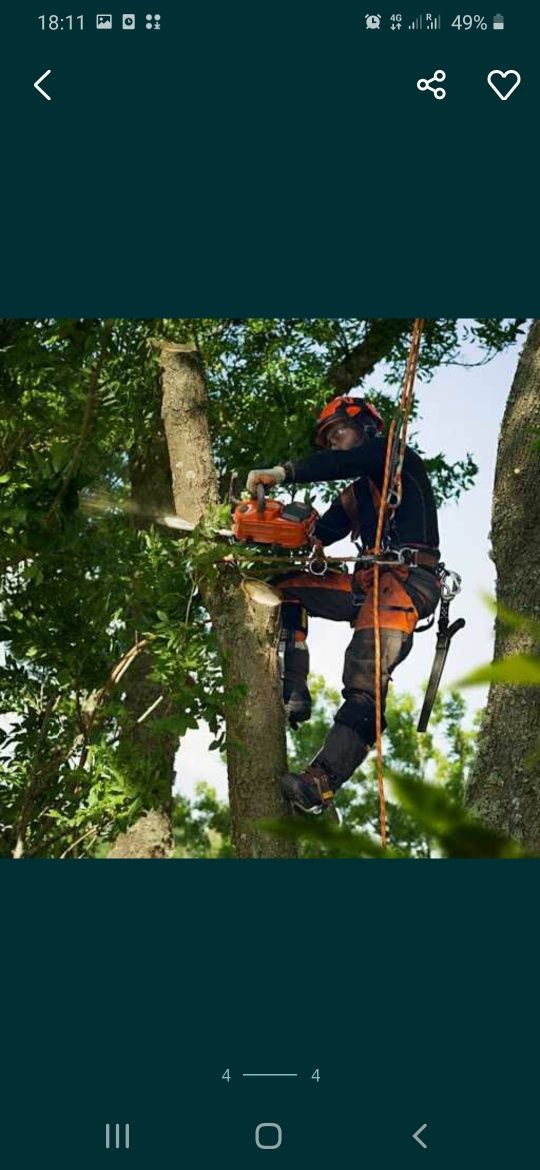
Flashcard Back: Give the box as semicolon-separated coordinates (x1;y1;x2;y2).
159;342;296;858
108;809;173;859
467;321;540;850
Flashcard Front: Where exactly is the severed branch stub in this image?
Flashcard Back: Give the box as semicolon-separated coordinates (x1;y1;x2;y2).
241;579;282;608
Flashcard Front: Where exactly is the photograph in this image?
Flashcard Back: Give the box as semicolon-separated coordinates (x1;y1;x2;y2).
0;317;538;860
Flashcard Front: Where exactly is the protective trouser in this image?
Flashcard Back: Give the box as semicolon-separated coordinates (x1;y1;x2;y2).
269;564;441;788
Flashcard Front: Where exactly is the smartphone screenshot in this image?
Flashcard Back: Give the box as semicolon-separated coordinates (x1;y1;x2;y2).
1;3;538;1166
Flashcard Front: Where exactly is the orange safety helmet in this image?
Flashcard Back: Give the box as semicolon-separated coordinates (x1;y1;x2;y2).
314;396;384;447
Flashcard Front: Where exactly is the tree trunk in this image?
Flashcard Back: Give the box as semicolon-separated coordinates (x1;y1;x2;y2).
108;429;177;859
108;808;173;859
467;321;540;850
159;342;296;858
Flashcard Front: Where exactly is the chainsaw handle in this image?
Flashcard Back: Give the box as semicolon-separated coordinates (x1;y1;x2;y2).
256;482;266;513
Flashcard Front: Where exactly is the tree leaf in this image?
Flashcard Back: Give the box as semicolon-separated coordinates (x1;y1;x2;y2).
459;655;540;687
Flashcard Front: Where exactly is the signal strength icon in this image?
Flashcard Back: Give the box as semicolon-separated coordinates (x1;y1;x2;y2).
408;12;441;28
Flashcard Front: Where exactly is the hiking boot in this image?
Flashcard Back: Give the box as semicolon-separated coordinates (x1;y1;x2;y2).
285;686;312;729
281;762;336;814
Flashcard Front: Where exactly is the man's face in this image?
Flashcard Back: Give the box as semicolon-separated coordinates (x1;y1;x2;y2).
326;422;364;451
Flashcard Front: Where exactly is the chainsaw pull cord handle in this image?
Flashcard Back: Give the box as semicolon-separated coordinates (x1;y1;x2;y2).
256;483;266;513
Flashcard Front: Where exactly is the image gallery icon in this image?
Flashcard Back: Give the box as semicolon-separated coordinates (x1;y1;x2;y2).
122;13;136;28
96;13;112;28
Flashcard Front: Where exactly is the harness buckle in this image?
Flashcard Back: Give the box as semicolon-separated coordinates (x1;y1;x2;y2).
355;547;409;570
397;546;419;567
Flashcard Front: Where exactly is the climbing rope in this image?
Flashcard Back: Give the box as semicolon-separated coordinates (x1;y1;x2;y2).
373;318;425;846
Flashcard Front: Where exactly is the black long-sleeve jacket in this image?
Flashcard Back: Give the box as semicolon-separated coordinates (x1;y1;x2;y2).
283;438;440;550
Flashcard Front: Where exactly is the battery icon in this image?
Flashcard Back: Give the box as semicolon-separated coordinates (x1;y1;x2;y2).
493;13;504;28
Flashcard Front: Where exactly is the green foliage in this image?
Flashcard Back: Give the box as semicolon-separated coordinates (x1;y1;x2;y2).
196;316;523;506
459;655;540;686
256;815;394;858
172;782;232;858
459;598;540;686
0;320;224;856
389;771;522;858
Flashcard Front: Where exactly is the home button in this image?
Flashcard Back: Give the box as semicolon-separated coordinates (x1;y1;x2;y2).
255;1122;283;1150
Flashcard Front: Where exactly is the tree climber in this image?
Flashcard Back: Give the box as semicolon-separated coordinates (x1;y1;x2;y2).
246;396;442;814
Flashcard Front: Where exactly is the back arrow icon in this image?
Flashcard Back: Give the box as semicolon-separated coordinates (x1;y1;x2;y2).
413;1123;428;1149
34;69;52;100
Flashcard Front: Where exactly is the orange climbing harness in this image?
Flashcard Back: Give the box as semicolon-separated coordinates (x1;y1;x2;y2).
372;318;425;847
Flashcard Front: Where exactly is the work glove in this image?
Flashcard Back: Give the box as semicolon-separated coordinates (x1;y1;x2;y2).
246;466;286;496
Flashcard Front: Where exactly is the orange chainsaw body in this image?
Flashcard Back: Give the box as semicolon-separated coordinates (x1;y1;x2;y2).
232;495;318;549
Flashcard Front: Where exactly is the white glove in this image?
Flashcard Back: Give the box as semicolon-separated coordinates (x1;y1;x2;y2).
246;466;286;496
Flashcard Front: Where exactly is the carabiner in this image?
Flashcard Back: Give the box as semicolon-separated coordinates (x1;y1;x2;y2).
386;486;401;511
309;555;328;577
439;567;462;601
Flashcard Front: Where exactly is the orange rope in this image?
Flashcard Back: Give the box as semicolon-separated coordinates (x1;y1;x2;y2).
388;318;425;520
373;319;425;847
373;566;386;845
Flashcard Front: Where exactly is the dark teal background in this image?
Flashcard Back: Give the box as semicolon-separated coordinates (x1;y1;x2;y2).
1;3;538;314
2;5;540;1166
2;861;539;1165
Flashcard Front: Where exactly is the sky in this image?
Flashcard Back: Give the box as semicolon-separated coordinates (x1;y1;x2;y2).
176;330;525;801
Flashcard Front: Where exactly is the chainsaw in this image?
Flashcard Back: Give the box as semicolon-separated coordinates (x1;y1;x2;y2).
168;479;319;554
232;483;318;549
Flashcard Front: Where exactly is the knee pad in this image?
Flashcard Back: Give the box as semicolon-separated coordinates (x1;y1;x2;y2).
335;695;386;745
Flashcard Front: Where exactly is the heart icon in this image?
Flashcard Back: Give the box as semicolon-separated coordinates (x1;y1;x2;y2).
487;69;521;101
